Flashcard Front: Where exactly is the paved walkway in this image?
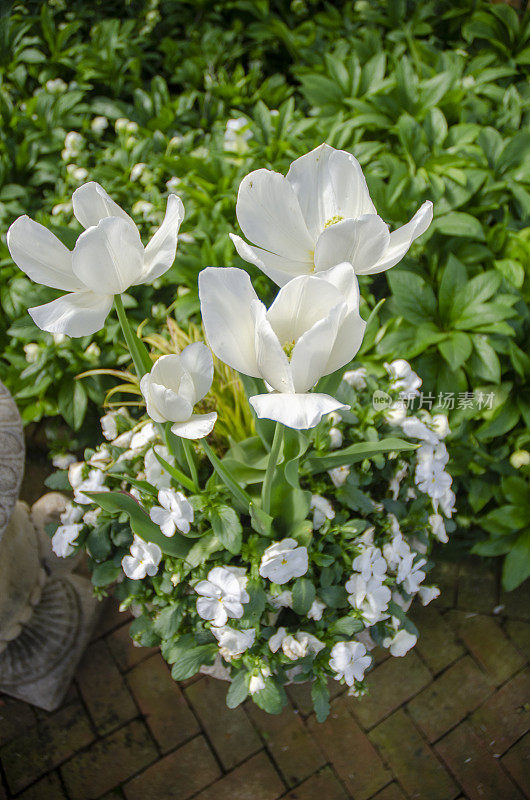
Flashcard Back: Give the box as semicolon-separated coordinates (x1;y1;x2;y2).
0;560;528;800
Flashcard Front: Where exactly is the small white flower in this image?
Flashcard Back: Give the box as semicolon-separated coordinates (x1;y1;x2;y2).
429;513;448;543
310;495;335;531
52;523;83;557
140;345;217;439
23;343;39;363
60;502;83;525
122;535;162;579
329;427;343;449
130;422;158;450
211;625;255;660
328;465;350;487
259;538;308;584
385;400;407;426
91;116;108;134
397;557;427;595
46;78;67;93
346;574;391;624
249;666;271;694
88;446;111;469
83;507;101;526
101;411;119;441
437;488;456;518
383;535;411;572
224;117;252;154
52;452;76;469
418;585;440;606
281;632;325;660
195;566;250;626
510;450;530;469
389;463;408;499
352;546;387;582
402;417;439;445
329;641;371;686
384;360;422;397
166;177;181;193
73;468;107;504
430;414;450;439
64;131;83;154
130;162;146;181
144;445;175;489
383;629;417;657
149;488;194;536
268;590;293;609
343;367;367;390
307;598;326;620
415;460;452;500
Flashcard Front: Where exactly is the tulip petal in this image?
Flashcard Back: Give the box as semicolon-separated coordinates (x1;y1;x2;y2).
72;217;144;294
325;308;366;375
72;182;135;229
236;169;313;260
141;194;185;284
147;380;193;423
286;144;376;238
7;216;82;291
29;291;113;337
290;303;346;392
314;214;390;273
171;412;217;440
249;392;348;430
149;354;185;394
230;234;312;287
198;267;261;377
314;262;360;312
360;201;433;275
253;303;294;394
266;273;343;345
179;342;214;403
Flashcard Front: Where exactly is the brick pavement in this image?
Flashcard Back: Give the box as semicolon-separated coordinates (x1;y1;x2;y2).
0;558;528;800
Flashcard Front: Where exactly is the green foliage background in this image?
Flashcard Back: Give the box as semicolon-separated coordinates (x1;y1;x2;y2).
0;0;529;587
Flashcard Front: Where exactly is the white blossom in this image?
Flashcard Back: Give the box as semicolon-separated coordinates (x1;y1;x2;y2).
211;625;255;660
195;566;250;626
122;535;162;579
144;445;175;489
352;546;387;582
383;629;417;657
328;465;350;487
342;367;367;390
418;585;440;606
307;598;326;620
510;450;530;469
259;539;308;584
346;574;391;624
249;666;271;694
52;452;76;469
73;468;108;505
429;513;448;543
130;422;158;450
310;495;335;531
328;427;343;449
91;116;108;134
329;641;372;686
149;488;194;536
52;523;83;557
224;117;252;154
384;360;422;398
60;502;83;525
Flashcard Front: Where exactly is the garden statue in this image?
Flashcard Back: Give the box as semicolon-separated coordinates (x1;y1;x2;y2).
0;380;99;711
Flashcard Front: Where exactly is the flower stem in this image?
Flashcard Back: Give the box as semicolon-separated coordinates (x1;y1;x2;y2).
114;294;151;378
182;438;199;487
201;439;251;512
261;421;284;516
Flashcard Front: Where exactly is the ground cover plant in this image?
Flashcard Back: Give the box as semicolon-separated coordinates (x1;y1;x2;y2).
0;0;529;587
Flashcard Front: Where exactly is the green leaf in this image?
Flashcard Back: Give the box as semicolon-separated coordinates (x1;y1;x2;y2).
438;256;467;324
311;679;331;723
319;585;348;608
170;644;217;681
502;530;530;591
501;477;530;507
86;491;190;558
209;506;243;554
438;333;473;371
153;604;182;638
91;560;121;587
434;211;485;241
86;524;112;561
330;616;365;636
387;271;437;325
305;439;416;474
292;578;316;616
44;470;71;492
240;581;267;628
226;670;249;709
252;678;288;715
249;502;273;536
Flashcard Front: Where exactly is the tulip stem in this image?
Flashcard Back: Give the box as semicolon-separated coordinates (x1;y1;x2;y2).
114;295;151;378
201;439;251;512
262;422;284;516
182;439;199;487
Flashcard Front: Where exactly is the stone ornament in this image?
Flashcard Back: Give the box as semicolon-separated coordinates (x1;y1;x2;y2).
0;381;100;711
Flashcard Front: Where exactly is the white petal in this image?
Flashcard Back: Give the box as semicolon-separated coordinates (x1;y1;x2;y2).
72;216;145;294
198;267;260;376
171;412;217;439
324;308;366;375
286;144;376;238
72;182;135;229
315;262;360;312
7;216;82;291
314;215;390;273
141;194;185;284
266;274;343;345
29;291;113;337
253;303;294;393
360;201;433;275
249;392;347;430
290;303;345;392
147;381;193;423
230;233;312;287
179;342;214;403
236;169;313;260
150;355;185;394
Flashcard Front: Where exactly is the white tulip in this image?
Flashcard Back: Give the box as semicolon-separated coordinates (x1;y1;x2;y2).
149;488;194;536
139;344;217;439
259;538;308;584
7;182;184;336
199;263;365;429
52;523;83;557
329;641;372;686
122;535;162;579
229;143;432;287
